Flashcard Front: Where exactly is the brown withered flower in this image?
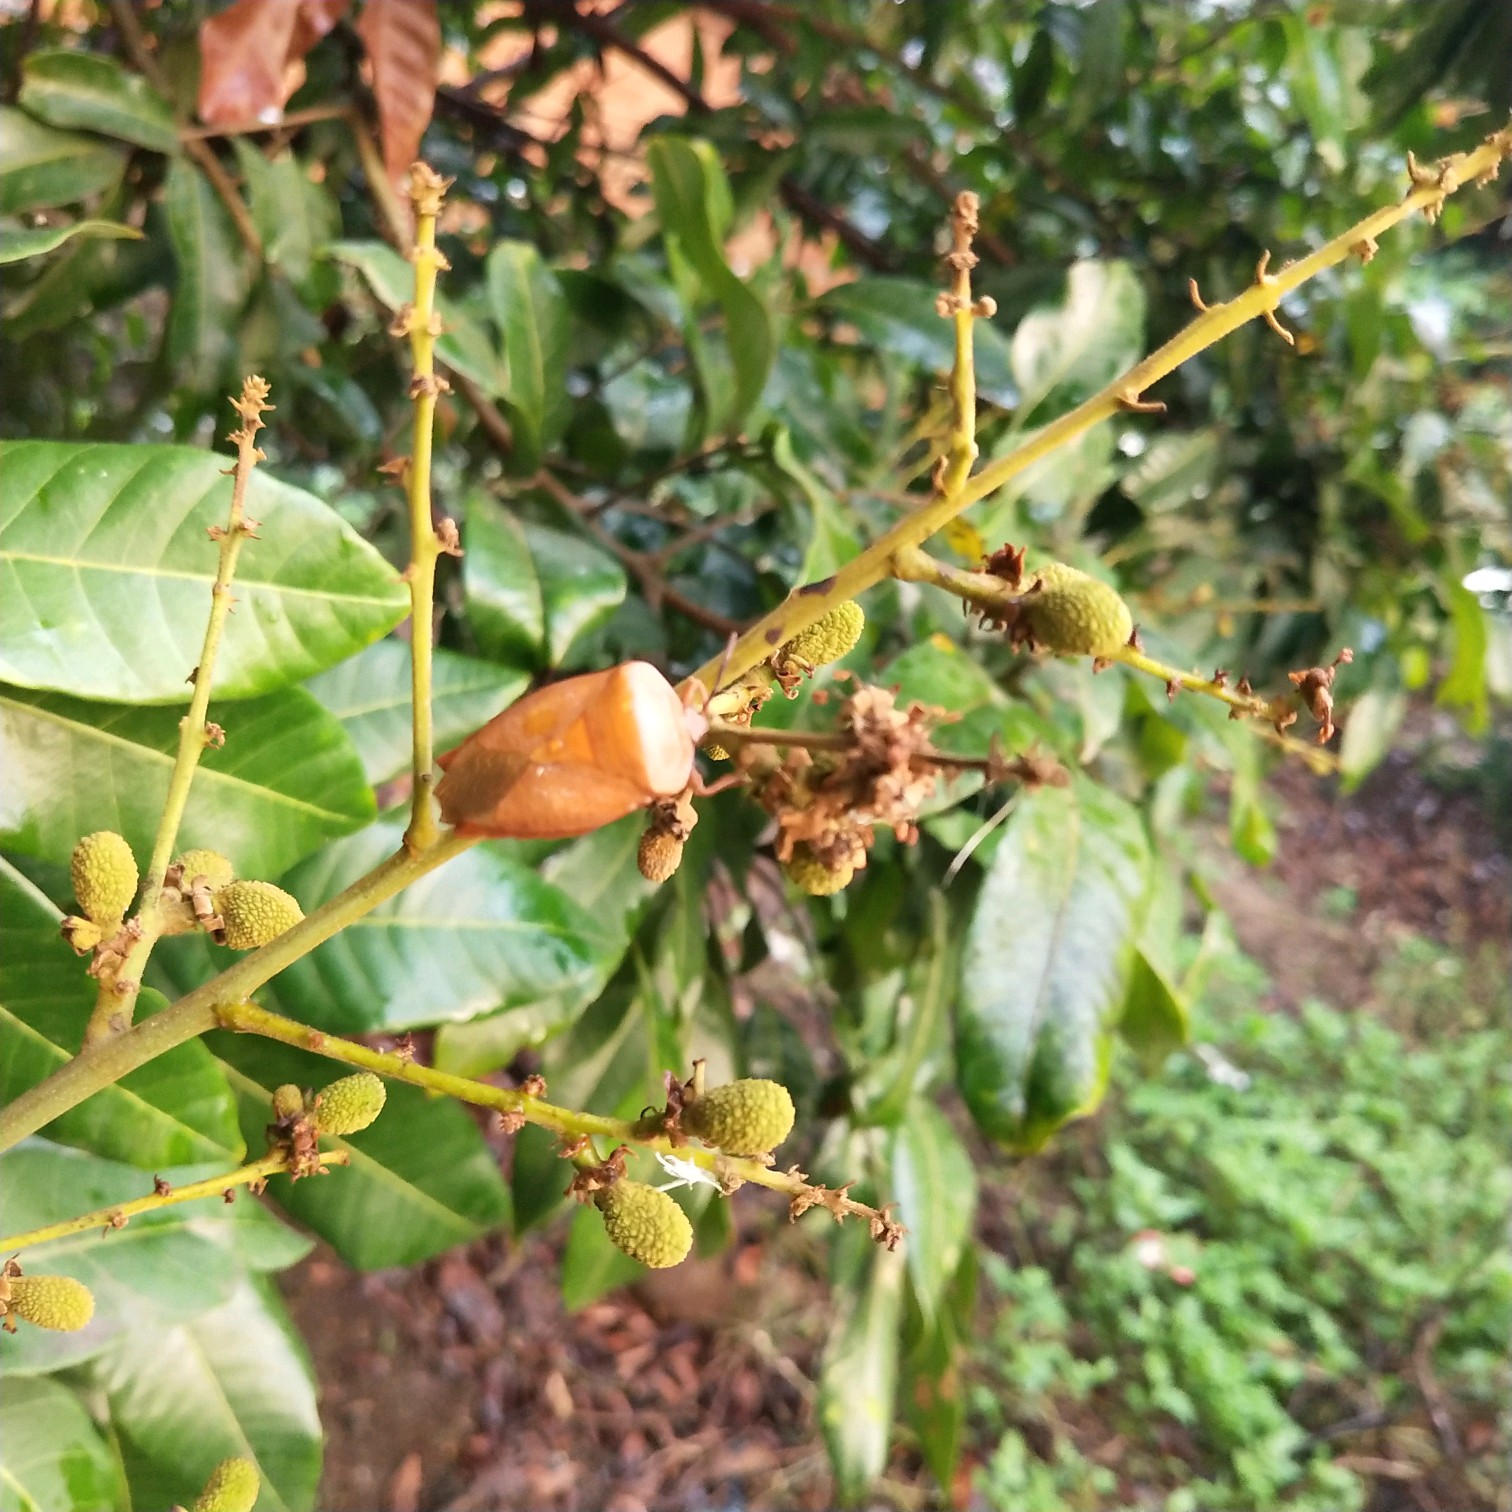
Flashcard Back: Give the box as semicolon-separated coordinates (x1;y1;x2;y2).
1287;648;1353;744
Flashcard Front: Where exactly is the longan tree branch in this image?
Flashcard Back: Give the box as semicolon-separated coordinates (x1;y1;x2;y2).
891;543;1338;770
0;832;478;1154
397;165;452;853
680;128;1511;702
216;1000;896;1231
0;1150;348;1255
83;380;272;1047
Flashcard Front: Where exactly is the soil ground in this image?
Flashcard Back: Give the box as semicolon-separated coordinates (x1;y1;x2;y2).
281;716;1510;1511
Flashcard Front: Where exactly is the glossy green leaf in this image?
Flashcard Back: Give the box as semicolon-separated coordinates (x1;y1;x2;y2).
0;107;125;215
957;779;1150;1151
0;439;409;703
164;158;250;392
0;217;139;266
20;51;178;153
818;1231;906;1505
212;1037;511;1270
0;684;375;878
92;1277;320;1512
647;137;775;431
464;502;626;670
0;1377;119;1512
486;240;571;470
560;1202;646;1310
1010;260;1145;419
817;278;1018;406
0;857;243;1168
0;1141;249;1376
305;639;528;787
889;1101;976;1318
1437;583;1489;734
326;239;507;393
265;822;622;1033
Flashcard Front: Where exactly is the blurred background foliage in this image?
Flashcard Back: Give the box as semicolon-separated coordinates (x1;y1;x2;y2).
0;1;1508;1508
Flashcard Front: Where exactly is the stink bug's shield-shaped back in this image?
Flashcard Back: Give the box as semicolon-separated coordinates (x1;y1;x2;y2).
436;661;696;840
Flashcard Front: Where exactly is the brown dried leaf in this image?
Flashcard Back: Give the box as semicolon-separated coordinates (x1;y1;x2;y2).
356;0;441;190
197;0;349;127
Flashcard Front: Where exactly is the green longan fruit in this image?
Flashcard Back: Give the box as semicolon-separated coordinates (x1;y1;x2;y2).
684;1078;795;1156
1020;563;1133;658
214;881;303;949
595;1181;693;1269
70;831;138;925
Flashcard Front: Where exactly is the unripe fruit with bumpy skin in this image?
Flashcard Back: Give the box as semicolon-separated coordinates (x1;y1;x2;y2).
595;1181;693;1269
214;881;304;949
271;1083;306;1121
783;845;854;896
637;828;684;883
176;848;235;889
1020;563;1132;657
8;1274;95;1331
782;600;865;668
684;1078;795;1156
192;1457;260;1512
312;1073;386;1136
71;831;138;924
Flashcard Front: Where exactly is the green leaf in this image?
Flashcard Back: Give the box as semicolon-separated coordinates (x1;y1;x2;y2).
263;822;623;1033
1009;260;1145;419
0;217;139;266
234;143;338;293
326;240;508;393
212;1038;511;1270
0;439;409;703
560;1202;646;1309
1119;949;1190;1066
0;683;376;879
1437;583;1489;734
647;137;775;431
816;278;1018;406
306;639;528;788
164;158;250;392
0;107;125;215
903;1251;975;1492
0;1376;119;1512
485;240;571;470
818;1231;906;1505
957;778;1150;1152
890;1101;976;1318
464;502;626;670
92;1277;321;1512
0;1141;249;1376
1339;684;1407;789
1;856;244;1168
19;51;178;153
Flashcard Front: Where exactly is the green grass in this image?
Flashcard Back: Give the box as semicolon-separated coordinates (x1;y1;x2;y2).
969;930;1512;1511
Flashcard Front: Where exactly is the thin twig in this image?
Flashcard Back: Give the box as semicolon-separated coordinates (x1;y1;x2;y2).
106;0;265;261
680;128;1512;700
84;379;272;1045
215;1000;898;1235
0;1151;345;1254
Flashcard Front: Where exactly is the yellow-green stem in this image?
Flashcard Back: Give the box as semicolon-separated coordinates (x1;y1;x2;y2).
681;130;1510;701
84;380;271;1046
401;166;449;853
217;1000;891;1225
0;832;477;1154
0;1151;346;1254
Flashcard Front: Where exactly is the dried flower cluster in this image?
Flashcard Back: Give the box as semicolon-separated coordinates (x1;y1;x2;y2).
743;683;946;879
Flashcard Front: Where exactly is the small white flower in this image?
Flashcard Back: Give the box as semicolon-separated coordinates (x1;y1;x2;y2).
653;1151;720;1193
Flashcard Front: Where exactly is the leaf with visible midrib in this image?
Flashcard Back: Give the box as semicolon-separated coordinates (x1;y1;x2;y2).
957;778;1150;1151
19;51;179;153
0;1377;120;1512
91;1278;321;1512
0;858;242;1168
0;107;125;215
0;683;375;879
0;440;409;703
0;218;140;266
